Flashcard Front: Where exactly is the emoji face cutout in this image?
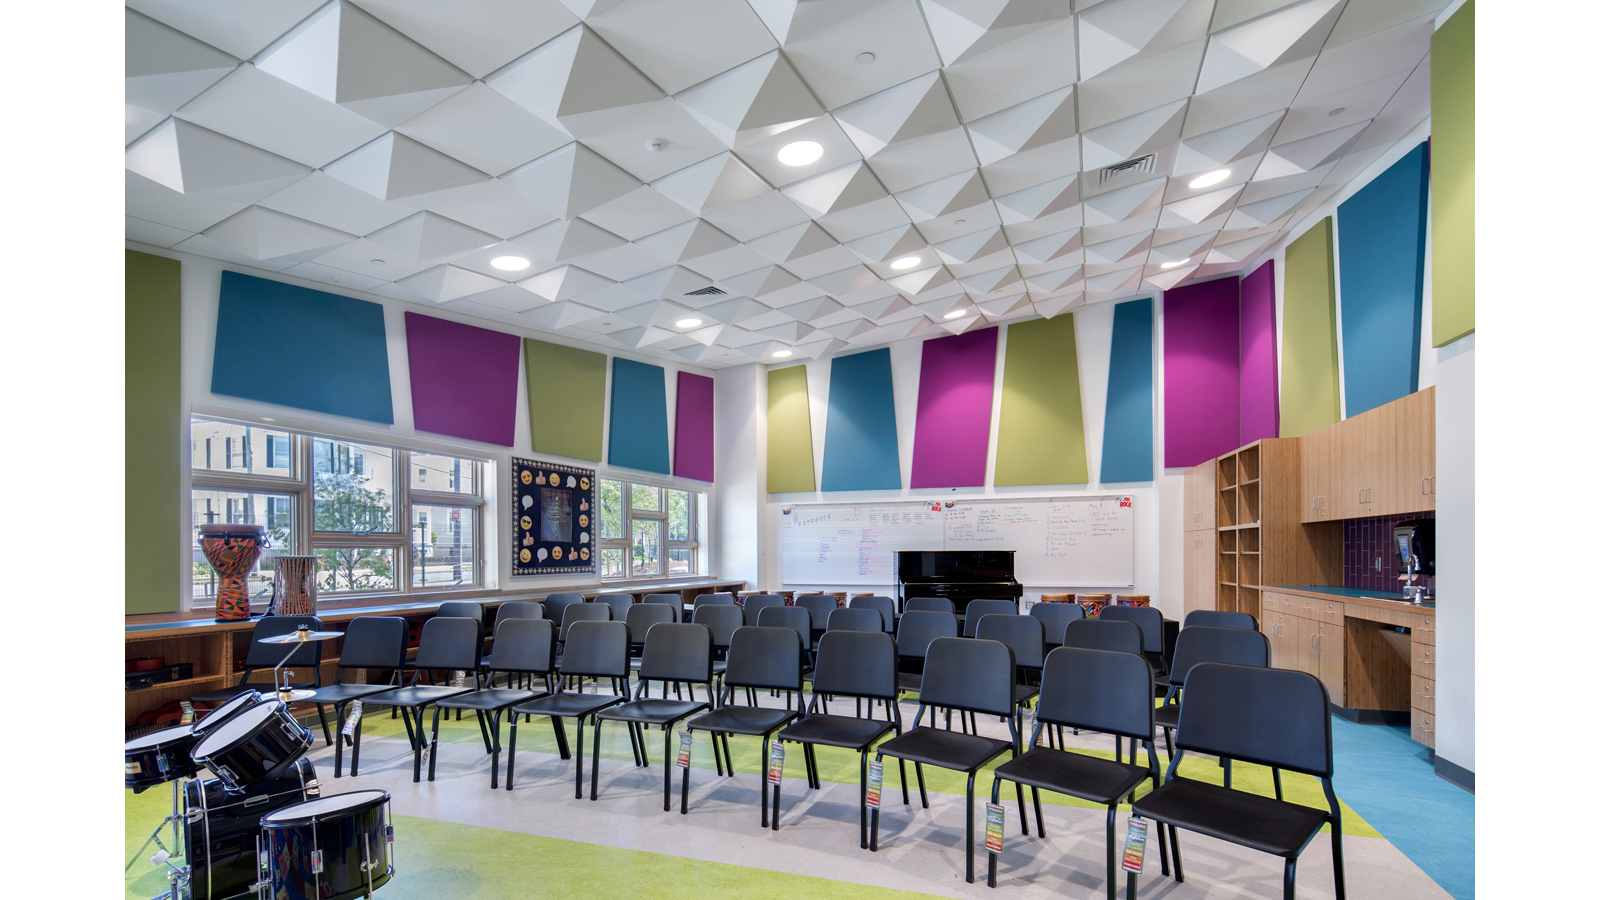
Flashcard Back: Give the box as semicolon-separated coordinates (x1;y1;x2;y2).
520;471;532;485
519;549;531;563
552;546;563;560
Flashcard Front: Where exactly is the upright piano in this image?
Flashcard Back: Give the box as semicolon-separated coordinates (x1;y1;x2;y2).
897;550;1023;617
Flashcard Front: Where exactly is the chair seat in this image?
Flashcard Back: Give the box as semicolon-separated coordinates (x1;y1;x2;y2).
778;713;895;751
437;687;547;712
1132;777;1331;858
896;672;922;693
513;692;625;719
364;685;473;708
1012;683;1039;706
688;705;798;737
993;746;1150;805
299;683;396;704
876;726;1013;771
1152;704;1180;730
597;698;709;726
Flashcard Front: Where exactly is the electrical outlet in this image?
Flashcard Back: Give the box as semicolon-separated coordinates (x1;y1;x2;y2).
1373;556;1382;571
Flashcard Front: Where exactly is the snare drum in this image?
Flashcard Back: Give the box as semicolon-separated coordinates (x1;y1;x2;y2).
191;690;265;740
260;790;393;900
125;724;202;790
191;698;311;792
184;758;320;900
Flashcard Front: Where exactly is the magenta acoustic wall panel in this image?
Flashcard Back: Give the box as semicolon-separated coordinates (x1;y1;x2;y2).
1163;277;1242;468
910;328;999;488
404;312;521;446
1240;261;1280;444
674;371;715;482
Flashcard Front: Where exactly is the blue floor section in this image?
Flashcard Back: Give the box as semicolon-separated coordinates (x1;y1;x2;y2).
1330;718;1474;900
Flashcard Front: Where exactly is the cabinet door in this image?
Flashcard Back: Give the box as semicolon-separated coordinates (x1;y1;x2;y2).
1318;622;1345;707
1299;427;1333;522
1385;388;1435;514
1184;462;1217;531
1184;530;1216;619
1334;405;1381;518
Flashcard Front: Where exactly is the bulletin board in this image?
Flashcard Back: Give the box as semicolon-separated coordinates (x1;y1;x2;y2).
511;457;596;576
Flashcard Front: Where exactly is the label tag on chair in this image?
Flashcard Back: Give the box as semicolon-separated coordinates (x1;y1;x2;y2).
179;701;194;725
677;731;692;768
865;761;883;808
342;701;363;737
768;742;784;783
1121;816;1148;873
985;803;1005;853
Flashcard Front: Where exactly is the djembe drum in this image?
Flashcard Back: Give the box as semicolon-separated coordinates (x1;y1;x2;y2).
273;556;319;617
199;524;267;622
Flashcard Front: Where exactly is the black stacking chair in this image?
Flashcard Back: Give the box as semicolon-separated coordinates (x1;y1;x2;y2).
850;594;897;633
641;592;684;622
757;604;814;696
827;606;882;633
297;616;408;778
482;601;544;687
1062;618;1142;653
625;603;678;685
693;603;742;698
773;630;903;846
361;616;482;783
592;623;715;811
796;594;839;642
692;591;737;619
1182;609;1258;630
437;600;487;719
962;599;1017;637
596;592;636;619
975;614;1045;712
1031;601;1085;652
1099;604;1166;675
870;636;1021;884
542;592;586;624
895;610;959;698
682;626;805;823
987;647;1170;894
505;620;631;797
1155;626;1273;792
742;593;787;626
1130;663;1346;900
428;618;555;787
558;601;611;645
904;596;954;615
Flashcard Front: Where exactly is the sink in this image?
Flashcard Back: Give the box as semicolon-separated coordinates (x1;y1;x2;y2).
1358;596;1434;607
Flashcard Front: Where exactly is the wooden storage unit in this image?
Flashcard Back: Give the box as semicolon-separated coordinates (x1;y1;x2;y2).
1181;460;1217;618
1183;461;1216;532
1214;440;1341;624
1301;387;1436;523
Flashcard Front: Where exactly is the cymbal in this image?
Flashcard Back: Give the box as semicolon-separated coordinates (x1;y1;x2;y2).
262;630;343;644
276;689;317;702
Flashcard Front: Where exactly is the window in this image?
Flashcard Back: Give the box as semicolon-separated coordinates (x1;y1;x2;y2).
598;479;701;582
190;417;487;605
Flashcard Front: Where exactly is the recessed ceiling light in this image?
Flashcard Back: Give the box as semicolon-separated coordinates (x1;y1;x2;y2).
369;258;386;265
1160;258;1191;269
856;51;876;65
675;317;703;329
1188;169;1230;189
1328;107;1346;117
490;255;531;272
890;255;922;270
943;308;969;319
772;349;793;358
777;140;824;167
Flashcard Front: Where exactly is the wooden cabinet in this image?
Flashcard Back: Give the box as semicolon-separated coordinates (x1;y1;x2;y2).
1409;610;1436;748
1300;388;1435;522
1261;590;1344;706
1299;428;1333;521
1214;440;1341;625
1183;529;1216;620
1183;461;1216;532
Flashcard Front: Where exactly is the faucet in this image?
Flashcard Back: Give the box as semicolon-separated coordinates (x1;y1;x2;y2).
1400;555;1422;604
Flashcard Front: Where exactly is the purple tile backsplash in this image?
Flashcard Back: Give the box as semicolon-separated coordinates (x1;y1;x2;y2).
1342;512;1435;593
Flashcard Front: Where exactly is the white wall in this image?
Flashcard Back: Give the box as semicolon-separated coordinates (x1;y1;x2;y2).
1433;335;1473;773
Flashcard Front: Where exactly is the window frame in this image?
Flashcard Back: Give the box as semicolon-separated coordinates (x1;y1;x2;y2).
598;478;701;584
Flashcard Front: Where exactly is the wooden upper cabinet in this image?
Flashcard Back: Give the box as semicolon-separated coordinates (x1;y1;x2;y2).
1382;386;1435;514
1184;460;1216;532
1306;387;1436;520
1299;427;1333;522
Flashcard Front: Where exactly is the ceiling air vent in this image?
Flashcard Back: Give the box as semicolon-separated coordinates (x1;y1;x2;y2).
684;286;727;297
1098;154;1156;187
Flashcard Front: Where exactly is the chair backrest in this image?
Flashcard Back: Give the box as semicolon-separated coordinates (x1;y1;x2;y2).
692;603;742;650
641;593;684;621
436;599;484;624
558;620;632;681
1175;662;1332;777
757;605;812;651
895;610;958;661
919;637;1015;717
496;601;545;621
974;613;1046;670
1167;625;1270;689
904;596;954;615
542;593;586;623
1098;604;1164;654
487;618;556;674
962;599;1017;637
810;630;898;702
412;616;482;673
559;602;611;640
1030;601;1085;645
694;592;736;607
723;626;804;693
637;622;713;685
1035;647;1155;741
742;593;787;626
1061;618;1142;654
827;606;882;633
335;616;408;672
850;595;896;632
243;615;325;668
625;602;677;639
795;594;839;624
1182;609;1258;630
595;592;635;618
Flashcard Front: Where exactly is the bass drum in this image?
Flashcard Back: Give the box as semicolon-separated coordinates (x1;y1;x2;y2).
260;790;392;900
183;758;320;900
191;698;311;792
126;724;201;791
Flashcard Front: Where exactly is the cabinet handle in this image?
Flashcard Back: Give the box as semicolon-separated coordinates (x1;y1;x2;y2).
1421;477;1428;495
1430;476;1437;494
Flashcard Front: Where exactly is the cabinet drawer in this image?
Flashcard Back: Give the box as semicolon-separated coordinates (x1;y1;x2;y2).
1307;599;1343;623
1410;710;1436;748
1413;644;1436;675
1411;614;1436;646
1411;675;1435;713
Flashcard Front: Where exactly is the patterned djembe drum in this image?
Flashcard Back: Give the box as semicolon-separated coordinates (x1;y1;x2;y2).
199;524;267;622
273;556;319;617
1077;593;1112;618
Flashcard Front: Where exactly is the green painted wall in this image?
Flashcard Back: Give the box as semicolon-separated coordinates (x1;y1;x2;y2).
524;338;607;461
1280;219;1342;437
994;315;1088;485
1431;0;1474;346
766;365;815;492
126;250;183;614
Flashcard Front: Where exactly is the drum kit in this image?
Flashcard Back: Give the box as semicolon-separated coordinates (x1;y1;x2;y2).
126;628;395;900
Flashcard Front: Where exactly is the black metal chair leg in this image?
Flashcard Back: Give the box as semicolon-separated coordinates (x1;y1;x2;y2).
680;732;691;815
506;717;518;790
964;770;977;883
1273;766;1283;801
864;752;876;851
915;761;929;808
759;736;771;827
1284;857;1297;900
1015;778;1029;836
1106;804;1121;900
662;726;675;812
585;716;598;800
551;716;571;760
1032;786;1045;839
315;704;332;746
427;706;442;782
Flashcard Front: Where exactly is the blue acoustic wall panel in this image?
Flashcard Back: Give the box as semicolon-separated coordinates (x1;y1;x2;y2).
1337;141;1430;417
821;349;901;491
608;357;671;475
1101;297;1155;483
212;271;393;423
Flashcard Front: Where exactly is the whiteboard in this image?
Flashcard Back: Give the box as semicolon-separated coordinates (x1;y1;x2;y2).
779;495;1134;588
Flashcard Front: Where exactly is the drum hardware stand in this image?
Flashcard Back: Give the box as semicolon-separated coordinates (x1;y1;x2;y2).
262;625;343;703
128;777;188;871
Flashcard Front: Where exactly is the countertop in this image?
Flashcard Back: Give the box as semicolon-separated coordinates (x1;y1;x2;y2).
1268;585;1435;609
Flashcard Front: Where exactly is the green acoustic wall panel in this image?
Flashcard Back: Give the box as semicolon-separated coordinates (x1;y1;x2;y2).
127;250;182;614
524;338;607;462
995;315;1088;486
1432;0;1474;346
766;365;815;493
1281;219;1343;437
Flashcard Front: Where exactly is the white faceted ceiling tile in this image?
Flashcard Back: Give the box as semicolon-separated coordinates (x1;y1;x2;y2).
256;171;415;237
674;49;824;147
354;0;581;78
779;0;944;109
176;65;387;168
585;0;777;94
126;9;238;118
941;16;1077;122
396;83;572;178
127;0;328;59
